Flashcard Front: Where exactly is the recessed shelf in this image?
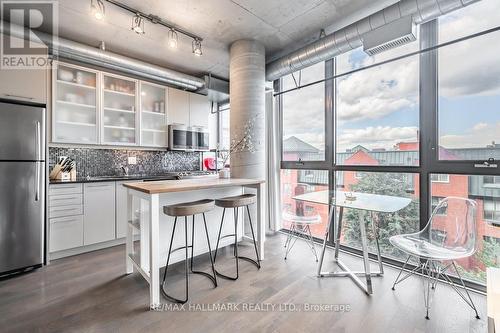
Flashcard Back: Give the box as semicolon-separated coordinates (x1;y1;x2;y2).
56;120;96;127
104;107;136;114
103;89;135;97
142;129;165;133
57;80;95;89
142;110;165;116
56;100;95;109
103;125;135;130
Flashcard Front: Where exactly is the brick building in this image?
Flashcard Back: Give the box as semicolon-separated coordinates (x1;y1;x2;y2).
281;136;500;273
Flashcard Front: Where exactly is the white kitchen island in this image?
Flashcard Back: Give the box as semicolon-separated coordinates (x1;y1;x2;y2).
123;178;265;309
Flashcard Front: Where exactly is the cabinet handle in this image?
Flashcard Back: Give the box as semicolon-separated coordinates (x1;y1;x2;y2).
5;93;34;101
86;184;112;188
52;207;80;212
51;196;79;201
51;217;80;224
52;184;80;189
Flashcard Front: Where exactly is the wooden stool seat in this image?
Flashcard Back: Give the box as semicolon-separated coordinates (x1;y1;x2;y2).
215;194;256;208
164;199;214;217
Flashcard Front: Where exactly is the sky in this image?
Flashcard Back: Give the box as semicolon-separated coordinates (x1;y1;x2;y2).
281;0;500;156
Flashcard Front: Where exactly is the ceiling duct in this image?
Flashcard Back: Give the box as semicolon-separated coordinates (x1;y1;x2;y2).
363;15;416;56
1;22;205;91
266;0;480;81
198;75;230;104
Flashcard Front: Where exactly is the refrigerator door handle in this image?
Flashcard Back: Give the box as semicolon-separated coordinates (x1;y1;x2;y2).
35;161;40;202
36;121;41;161
35;121;41;201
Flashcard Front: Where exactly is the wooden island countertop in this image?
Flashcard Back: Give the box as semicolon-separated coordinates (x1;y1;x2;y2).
123;178;265;194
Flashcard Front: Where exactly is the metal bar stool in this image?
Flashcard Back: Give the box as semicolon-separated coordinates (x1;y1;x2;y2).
161;199;217;304
213;194;260;280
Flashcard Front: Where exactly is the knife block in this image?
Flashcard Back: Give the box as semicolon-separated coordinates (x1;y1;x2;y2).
50;165;77;181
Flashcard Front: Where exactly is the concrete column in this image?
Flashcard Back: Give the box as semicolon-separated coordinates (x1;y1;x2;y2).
229;39;266;179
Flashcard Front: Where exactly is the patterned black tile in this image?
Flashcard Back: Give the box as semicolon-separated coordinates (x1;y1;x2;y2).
49;147;200;178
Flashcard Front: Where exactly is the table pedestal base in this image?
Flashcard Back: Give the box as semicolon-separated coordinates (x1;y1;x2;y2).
317;206;384;295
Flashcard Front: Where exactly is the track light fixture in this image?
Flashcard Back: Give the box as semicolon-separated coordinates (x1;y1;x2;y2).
96;1;203;55
131;14;145;34
168;29;178;49
90;0;105;20
192;38;202;56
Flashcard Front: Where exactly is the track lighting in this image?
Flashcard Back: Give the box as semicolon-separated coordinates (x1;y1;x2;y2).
96;1;203;55
131;14;145;34
192;38;202;56
168;29;178;49
90;0;105;20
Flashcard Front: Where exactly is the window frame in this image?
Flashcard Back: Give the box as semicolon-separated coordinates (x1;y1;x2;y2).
276;17;499;292
279;61;333;170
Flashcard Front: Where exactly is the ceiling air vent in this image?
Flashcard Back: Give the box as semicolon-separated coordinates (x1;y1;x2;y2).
362;16;416;56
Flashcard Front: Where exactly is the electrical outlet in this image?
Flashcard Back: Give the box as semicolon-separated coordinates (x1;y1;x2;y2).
128;156;137;165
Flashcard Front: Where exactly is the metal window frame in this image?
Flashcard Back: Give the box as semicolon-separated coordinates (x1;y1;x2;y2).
276;18;496;291
279;62;332;169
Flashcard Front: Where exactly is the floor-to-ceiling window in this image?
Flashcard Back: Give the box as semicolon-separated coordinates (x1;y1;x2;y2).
276;0;500;288
280;62;331;239
281;62;326;162
432;0;500;284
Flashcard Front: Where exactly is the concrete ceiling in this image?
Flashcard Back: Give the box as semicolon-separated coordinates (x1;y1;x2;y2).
57;0;399;79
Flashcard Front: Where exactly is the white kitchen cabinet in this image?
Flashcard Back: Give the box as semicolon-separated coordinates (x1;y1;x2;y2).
83;182;116;245
167;88;190;125
140;82;167;147
189;92;210;128
48;184;84;253
48;183;83;196
167;88;210;128
49;215;84;252
115;181;141;239
52;63;99;144
0;34;47;104
102;73;138;145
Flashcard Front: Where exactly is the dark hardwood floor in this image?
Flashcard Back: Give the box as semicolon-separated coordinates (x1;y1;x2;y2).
0;233;487;333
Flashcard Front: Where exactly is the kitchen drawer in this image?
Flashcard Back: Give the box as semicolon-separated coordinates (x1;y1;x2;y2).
49;204;83;218
49;215;84;252
49;183;83;196
49;193;83;207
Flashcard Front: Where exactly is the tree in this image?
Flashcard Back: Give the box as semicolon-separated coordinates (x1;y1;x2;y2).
341;172;419;259
456;236;500;283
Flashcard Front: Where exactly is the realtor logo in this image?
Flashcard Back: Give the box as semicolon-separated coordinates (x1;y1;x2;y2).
1;0;57;69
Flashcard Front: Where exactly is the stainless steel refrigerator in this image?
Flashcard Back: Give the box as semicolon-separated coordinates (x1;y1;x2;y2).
0;100;45;275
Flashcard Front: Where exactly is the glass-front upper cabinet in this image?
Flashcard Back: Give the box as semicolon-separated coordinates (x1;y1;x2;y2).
53;63;98;143
102;74;138;145
140;82;167;147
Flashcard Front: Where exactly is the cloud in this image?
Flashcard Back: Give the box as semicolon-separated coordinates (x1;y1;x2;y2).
279;0;500;151
472;122;488;131
336;37;419;123
337;126;418;151
438;0;500;97
282;62;325;149
440;122;500;149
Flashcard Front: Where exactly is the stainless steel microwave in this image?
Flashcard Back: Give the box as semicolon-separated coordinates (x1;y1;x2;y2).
169;124;209;151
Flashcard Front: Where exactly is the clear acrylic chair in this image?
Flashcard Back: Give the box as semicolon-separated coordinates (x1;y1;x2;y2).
282;210;321;261
283;184;321;261
390;196;480;320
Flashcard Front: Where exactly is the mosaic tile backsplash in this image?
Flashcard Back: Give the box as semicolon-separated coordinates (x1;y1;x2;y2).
49;147;200;178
